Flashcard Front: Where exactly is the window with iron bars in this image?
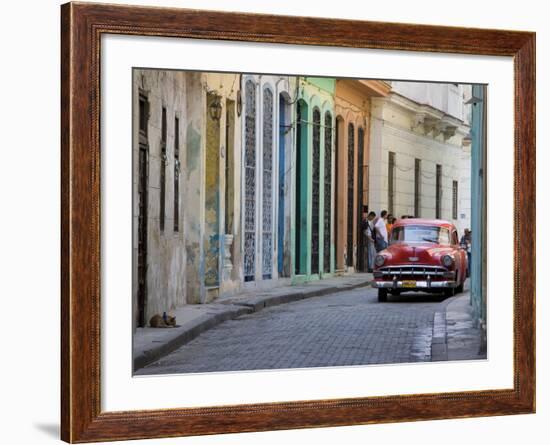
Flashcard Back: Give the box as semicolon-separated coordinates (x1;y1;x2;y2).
414;158;421;217
388;151;395;215
173;116;180;232
160;107;167;231
436;164;442;219
452;180;458;220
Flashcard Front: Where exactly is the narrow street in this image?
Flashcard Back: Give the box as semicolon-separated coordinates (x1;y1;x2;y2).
137;286;452;375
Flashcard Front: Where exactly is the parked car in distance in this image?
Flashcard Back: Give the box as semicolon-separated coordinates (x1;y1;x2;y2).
371;219;468;302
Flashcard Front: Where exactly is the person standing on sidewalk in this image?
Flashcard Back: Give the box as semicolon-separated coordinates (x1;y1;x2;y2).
386;213;394;237
364;211;377;272
374;210;388;252
460;228;472;276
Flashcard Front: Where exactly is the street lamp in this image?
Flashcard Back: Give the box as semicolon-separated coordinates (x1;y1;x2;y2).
209;95;223;121
236;90;242;116
465;95;483;106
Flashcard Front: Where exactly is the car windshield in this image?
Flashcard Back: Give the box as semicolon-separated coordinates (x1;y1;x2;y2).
390;225;450;245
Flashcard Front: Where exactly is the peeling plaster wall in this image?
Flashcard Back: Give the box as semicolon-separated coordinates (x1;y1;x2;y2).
204;93;221;290
203;73;243;299
183;73;204;304
133;69;192;324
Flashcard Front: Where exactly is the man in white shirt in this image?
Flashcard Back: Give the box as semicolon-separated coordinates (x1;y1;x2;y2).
374;210;388;252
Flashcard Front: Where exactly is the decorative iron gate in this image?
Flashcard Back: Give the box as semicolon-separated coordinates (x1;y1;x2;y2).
244;80;256;281
311;108;321;275
262;88;274;279
323;112;332;273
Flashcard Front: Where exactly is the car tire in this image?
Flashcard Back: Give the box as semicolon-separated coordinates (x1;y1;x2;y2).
378;289;388;302
455;282;464;294
444;287;455;298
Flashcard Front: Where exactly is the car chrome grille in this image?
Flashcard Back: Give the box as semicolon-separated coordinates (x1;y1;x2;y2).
375;265;449;280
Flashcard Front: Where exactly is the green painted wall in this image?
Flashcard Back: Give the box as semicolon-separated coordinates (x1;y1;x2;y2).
306;77;336;95
470;84;487;340
291;79;336;283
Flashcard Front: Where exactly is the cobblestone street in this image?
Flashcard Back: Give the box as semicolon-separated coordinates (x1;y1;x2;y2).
137;286;453;375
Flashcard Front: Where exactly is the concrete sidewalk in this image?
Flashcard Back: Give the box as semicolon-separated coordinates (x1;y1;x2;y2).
431;290;486;362
133;273;373;371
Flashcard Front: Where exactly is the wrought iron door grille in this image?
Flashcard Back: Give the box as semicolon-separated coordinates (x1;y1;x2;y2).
262;88;274;279
323;112;332;273
244;80;256;281
311;108;321;275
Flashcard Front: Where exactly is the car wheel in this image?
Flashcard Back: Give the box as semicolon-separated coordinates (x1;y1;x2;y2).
444;287;455;298
378;289;388;302
455;282;464;294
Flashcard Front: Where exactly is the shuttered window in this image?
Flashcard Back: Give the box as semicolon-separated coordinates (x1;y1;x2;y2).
173;116;180;232
436;164;442;219
160;107;167;231
414;158;421;217
452;180;458;220
388;151;395;215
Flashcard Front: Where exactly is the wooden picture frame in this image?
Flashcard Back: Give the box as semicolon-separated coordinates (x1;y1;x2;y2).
61;2;535;442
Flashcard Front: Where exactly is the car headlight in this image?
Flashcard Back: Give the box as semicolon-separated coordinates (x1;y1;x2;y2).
441;255;454;267
375;255;386;267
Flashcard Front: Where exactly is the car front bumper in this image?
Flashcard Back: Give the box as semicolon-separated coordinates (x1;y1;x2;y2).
371;280;457;289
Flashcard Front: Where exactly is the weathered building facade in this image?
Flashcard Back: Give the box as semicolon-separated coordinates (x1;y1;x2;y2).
133;72;476;331
369;82;472;234
132;70;244;327
241;74;298;289
334;79;391;273
292;77;336;282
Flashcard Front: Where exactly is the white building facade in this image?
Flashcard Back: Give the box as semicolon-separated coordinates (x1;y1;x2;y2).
368;82;472;234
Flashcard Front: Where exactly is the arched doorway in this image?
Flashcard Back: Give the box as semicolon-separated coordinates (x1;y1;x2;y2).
295;99;308;275
311;107;321;275
356;126;366;272
334;116;345;272
323;111;333;274
346;122;355;268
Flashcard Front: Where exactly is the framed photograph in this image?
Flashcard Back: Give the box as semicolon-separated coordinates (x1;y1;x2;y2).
61;1;535;442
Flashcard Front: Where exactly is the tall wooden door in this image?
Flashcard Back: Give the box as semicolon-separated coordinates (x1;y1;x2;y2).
356;127;366;272
137;93;149;327
278;95;286;276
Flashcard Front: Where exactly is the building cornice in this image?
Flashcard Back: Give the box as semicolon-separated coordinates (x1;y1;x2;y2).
374;92;470;142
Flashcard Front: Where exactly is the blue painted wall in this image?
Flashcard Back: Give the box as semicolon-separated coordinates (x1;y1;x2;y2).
470;84;486;330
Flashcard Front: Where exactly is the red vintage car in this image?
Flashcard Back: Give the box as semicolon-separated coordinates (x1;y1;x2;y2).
371;219;468;302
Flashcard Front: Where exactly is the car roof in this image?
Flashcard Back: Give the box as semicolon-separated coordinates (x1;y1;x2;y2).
392;218;456;231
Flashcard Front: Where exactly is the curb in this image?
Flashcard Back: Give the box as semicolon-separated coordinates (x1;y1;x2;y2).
228;279;371;312
431;310;448;361
430;294;461;362
133;305;253;371
134;278;372;371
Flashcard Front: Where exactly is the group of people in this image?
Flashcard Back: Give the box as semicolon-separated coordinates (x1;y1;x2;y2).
362;210;391;272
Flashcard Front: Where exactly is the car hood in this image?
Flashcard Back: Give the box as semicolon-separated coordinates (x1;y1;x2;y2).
380;242;454;265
